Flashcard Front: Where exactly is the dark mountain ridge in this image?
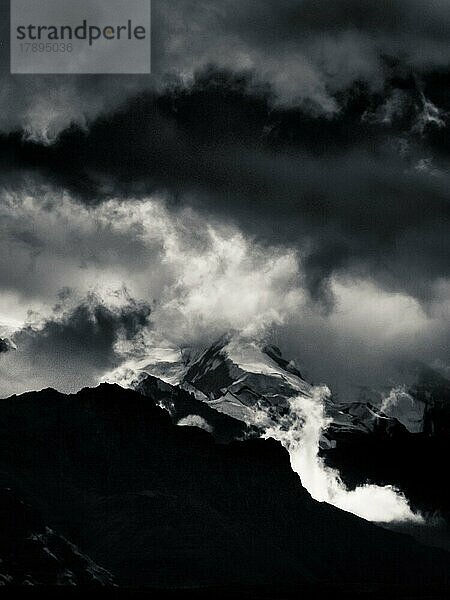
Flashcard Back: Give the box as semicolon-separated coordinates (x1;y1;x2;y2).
0;382;449;592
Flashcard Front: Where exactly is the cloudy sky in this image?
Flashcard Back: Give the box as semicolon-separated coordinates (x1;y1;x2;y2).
0;0;449;399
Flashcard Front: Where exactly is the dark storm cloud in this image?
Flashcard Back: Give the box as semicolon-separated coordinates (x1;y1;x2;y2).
215;0;450;39
0;0;449;398
1;0;450;137
16;294;151;371
1;69;448;306
0;294;151;396
152;0;450;108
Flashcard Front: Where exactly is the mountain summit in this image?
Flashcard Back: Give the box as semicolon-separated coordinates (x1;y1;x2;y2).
131;337;450;533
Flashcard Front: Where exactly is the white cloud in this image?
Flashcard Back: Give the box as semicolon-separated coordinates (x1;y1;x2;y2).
177;414;213;433
381;386;425;434
278;275;450;397
0;192;306;394
263;387;423;523
2;191;449;400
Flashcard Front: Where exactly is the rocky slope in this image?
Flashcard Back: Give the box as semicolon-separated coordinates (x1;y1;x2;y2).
0;487;114;586
134;373;255;443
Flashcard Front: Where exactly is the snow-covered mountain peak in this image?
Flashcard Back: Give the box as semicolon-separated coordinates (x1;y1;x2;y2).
181;335;312;424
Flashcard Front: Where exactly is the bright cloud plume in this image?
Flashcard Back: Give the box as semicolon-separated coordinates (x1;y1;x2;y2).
263;387;424;524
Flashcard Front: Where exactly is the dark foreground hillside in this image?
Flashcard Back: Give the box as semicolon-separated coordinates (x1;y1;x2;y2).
0;383;449;594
